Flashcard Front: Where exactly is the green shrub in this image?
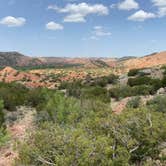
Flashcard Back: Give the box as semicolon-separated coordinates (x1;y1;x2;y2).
26;88;53;107
127;96;141;108
64;81;82;98
16;108;166;165
93;76;108;87
128;69;139;76
109;85;153;100
127;76;162;95
81;86;110;103
89;75;118;87
36;93;83;125
109;86;133;100
0;82;28;111
107;74;119;84
147;95;166;113
149;78;162;92
128;76;151;87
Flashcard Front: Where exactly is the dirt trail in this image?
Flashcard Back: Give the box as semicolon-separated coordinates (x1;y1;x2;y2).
0;107;36;166
111;95;155;114
111;97;130;114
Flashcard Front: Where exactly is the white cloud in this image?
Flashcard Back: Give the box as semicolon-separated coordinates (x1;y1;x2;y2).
152;0;166;17
128;10;156;21
46;22;64;30
48;3;109;23
0;16;26;27
118;0;139;10
158;6;166;16
152;0;166;7
83;26;111;40
93;26;111;36
64;13;86;22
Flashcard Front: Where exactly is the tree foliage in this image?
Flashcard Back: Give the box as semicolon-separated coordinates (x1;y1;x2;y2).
128;69;139;76
16;92;166;165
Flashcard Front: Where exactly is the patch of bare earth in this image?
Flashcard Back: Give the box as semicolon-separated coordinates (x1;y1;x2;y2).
111;97;130;114
0;107;36;166
111;95;159;114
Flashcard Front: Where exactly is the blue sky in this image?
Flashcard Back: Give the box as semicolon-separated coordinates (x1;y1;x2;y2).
0;0;166;57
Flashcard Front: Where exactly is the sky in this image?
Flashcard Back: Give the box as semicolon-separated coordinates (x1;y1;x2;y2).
0;0;166;57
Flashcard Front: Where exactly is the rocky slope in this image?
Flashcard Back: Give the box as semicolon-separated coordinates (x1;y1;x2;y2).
122;51;166;70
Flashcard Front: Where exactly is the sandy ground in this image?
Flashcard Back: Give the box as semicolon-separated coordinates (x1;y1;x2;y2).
0;107;36;166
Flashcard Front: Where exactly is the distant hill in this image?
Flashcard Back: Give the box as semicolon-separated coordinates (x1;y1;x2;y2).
122;51;166;70
118;56;136;62
143;52;158;57
0;52;116;69
0;52;43;67
0;51;166;71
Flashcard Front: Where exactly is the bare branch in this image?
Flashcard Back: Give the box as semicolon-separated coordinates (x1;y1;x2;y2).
37;156;56;166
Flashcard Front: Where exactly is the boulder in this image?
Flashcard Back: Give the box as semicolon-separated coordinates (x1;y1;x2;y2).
157;88;166;95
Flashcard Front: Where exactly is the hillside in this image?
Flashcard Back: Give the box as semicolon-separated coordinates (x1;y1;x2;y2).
0;51;166;71
0;52;43;67
0;52;117;69
122;51;166;70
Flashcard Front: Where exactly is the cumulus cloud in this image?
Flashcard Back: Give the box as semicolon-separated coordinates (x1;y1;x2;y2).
48;3;109;23
152;0;166;17
128;10;156;21
46;22;64;30
0;16;26;27
118;0;139;10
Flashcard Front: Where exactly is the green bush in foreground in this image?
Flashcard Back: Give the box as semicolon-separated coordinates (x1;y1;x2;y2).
16;94;166;166
36;93;84;125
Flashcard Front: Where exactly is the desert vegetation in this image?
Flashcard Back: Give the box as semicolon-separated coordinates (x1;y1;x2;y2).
0;66;166;165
